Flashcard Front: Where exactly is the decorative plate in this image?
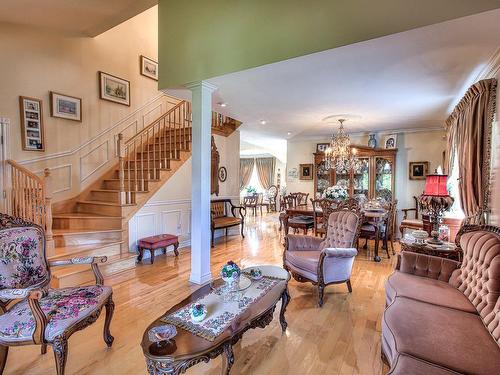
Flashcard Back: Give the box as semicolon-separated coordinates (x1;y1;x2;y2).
148;325;177;343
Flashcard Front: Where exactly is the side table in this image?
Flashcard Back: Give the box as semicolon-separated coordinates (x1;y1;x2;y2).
400;239;461;261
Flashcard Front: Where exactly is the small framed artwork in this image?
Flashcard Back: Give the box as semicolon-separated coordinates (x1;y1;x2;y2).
140;55;158;81
19;96;45;151
409;161;429;180
299;164;314;180
383;134;397;149
99;71;130;106
316;143;329;153
50;91;82;121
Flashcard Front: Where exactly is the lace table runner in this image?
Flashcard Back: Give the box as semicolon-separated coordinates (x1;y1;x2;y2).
160;276;282;341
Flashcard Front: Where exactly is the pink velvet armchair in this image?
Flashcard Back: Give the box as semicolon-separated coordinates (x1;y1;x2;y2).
283;209;362;307
0;214;114;375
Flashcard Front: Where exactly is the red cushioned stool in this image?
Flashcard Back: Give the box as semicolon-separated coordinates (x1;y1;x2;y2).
137;234;179;264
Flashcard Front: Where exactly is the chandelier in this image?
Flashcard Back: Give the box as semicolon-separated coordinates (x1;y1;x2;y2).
324;119;355;172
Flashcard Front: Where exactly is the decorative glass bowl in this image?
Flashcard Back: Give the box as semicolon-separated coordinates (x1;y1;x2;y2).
248;268;263;280
412;230;428;245
189;303;207;322
148;324;177;344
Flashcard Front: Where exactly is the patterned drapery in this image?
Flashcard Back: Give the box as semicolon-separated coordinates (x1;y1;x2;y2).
240;158;255;191
255;157;276;190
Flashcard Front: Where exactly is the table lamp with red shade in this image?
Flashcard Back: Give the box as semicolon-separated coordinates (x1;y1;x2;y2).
419;172;454;245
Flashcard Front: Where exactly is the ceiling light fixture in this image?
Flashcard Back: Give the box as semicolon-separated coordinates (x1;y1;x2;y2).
324;118;357;172
218;102;227;107
260;120;267;125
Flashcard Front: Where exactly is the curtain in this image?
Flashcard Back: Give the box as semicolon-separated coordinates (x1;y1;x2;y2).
255;157;276;190
445;78;497;217
240;158;255;191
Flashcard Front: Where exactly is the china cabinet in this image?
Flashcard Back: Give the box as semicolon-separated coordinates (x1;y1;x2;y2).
313;145;397;200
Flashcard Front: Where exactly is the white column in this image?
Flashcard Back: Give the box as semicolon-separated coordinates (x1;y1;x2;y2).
186;81;216;284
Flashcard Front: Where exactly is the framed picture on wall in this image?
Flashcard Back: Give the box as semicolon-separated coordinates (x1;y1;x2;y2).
99;71;130;106
316;143;329;153
19;96;45;151
50;91;82;121
140;55;158;81
383;134;397;149
409;161;429;180
299;164;313;180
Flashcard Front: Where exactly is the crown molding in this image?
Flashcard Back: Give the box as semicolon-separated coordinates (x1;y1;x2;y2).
290;126;444;142
474;47;500;81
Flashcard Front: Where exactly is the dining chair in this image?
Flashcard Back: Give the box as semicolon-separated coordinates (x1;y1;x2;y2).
261;185;278;212
283;208;362;306
243;194;258;215
359;200;397;258
311;198;337;237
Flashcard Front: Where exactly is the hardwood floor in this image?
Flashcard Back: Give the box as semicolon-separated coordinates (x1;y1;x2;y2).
4;213;394;375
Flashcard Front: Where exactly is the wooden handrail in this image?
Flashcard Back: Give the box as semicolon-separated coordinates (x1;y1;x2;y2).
6;159;53;245
117;100;192;204
125;100;188;146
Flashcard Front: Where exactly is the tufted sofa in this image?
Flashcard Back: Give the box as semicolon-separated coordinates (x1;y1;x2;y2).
382;224;500;374
284;208;361;307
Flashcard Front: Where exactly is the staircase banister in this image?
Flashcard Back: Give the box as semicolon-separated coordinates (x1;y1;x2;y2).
6;159;45;185
125;100;188;146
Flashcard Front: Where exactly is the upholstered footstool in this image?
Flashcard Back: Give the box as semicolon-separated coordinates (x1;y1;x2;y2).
137;234;179;264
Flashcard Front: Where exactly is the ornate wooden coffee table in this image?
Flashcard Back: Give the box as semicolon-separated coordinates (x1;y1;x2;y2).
141;265;290;375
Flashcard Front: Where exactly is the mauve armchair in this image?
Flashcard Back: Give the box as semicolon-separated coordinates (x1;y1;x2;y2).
283;208;362;306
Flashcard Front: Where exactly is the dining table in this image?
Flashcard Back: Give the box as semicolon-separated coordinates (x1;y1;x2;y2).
283;205;388;262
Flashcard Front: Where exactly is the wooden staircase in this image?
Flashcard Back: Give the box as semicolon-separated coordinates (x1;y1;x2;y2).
6;100;241;287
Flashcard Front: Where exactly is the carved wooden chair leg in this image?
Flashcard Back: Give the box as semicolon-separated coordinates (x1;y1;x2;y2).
52;336;68;375
346;279;353;293
390;238;395;255
318;283;325;307
103;296;115;347
279;287;290;332
173;241;180;256
240;224;245;239
150;249;155;264
211;229;215;248
0;345;8;374
41;343;47;354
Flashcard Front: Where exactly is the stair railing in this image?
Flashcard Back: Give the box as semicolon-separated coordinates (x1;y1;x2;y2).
6;159;53;247
117;100;192;205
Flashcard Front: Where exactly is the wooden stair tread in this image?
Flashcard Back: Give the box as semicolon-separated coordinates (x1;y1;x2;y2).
51;253;136;277
92;188;150;193
78;200;135;207
49;241;123;259
53;213;123;219
52;228;124;236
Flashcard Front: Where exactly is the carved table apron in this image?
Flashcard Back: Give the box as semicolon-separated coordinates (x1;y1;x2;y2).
141;269;290;375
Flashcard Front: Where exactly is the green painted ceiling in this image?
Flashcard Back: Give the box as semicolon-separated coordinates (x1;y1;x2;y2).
158;0;500;88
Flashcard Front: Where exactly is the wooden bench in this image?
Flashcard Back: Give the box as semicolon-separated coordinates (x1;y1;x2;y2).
137;234;179;264
211;199;245;247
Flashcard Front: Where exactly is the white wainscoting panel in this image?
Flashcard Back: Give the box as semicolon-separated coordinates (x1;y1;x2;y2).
80;140;109;182
128;196;241;255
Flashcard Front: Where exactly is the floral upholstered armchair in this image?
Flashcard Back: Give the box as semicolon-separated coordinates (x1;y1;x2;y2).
0;214;114;375
283;208;361;307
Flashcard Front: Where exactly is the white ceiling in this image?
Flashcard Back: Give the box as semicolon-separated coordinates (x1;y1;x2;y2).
0;0;157;36
167;9;500;153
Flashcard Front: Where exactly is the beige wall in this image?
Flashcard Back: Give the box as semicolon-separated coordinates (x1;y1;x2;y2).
286;130;447;234
128;132;241;251
0;6;167;201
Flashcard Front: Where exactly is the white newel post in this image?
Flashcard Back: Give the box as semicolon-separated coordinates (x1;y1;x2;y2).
187;81;216;284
